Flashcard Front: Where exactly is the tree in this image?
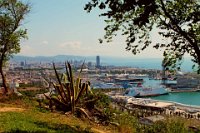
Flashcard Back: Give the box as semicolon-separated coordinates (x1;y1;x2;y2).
84;0;200;72
0;0;30;94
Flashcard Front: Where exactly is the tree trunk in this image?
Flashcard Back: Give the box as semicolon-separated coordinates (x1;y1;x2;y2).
0;62;8;94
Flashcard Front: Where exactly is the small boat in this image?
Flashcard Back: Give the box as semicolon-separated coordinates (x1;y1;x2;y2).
124;83;168;97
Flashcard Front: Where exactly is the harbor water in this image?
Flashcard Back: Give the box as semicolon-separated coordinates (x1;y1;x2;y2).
143;78;200;106
150;92;200;106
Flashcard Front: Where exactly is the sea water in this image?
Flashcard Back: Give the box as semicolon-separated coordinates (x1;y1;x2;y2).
102;57;195;72
143;78;200;106
151;92;200;106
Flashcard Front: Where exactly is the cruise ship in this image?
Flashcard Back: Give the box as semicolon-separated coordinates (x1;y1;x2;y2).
124;83;169;97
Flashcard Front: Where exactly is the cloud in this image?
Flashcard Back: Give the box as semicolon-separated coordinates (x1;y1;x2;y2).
20;45;36;56
59;41;81;49
42;40;49;45
58;41;103;56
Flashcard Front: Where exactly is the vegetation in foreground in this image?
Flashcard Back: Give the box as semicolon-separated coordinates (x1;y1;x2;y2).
1;91;200;133
0;94;112;133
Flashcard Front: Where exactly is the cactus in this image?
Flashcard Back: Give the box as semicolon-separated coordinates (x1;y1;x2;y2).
45;62;93;114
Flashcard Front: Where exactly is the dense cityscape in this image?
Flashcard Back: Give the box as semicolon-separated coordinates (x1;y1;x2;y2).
3;55;200;93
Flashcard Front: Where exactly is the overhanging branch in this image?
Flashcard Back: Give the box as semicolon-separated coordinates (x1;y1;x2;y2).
159;0;200;64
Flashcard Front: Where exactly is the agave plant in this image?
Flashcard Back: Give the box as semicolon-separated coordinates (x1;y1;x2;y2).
45;61;93;114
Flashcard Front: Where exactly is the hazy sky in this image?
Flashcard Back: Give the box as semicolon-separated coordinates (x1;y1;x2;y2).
19;0;164;58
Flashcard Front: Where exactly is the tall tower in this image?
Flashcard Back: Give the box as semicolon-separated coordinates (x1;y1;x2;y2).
96;56;100;68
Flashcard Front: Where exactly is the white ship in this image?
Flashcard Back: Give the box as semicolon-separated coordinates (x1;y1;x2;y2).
124;83;168;97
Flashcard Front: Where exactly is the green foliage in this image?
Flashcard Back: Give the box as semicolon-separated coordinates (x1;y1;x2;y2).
19;89;48;97
108;111;190;133
85;0;200;72
0;0;30;92
95;92;111;108
0;0;30;63
114;112;138;133
143;119;188;133
165;119;188;133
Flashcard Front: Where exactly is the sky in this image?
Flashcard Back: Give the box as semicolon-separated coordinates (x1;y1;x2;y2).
19;0;165;58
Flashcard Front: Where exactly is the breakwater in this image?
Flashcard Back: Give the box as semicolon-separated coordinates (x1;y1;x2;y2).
106;91;200;120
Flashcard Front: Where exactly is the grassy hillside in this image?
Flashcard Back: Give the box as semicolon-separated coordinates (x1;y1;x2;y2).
0;95;113;133
1;91;200;133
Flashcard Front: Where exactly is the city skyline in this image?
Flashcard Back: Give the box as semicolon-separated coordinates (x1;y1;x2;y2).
20;0;167;58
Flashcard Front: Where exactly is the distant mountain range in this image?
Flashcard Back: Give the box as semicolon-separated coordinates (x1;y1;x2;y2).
11;55;92;62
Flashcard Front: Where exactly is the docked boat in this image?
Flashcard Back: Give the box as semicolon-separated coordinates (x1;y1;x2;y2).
93;82;123;89
124;84;169;97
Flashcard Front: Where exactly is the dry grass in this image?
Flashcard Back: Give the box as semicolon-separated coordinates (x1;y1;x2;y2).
0;107;25;112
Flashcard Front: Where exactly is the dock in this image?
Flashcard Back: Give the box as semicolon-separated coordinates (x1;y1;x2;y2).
106;91;200;119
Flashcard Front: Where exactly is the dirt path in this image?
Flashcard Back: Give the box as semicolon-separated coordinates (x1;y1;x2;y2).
0;107;25;112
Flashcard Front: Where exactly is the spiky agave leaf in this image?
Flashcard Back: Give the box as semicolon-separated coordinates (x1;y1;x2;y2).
75;107;91;120
64;62;76;113
79;79;82;89
52;83;67;103
43;93;69;111
51;97;68;107
64;62;72;102
62;82;71;103
43;93;51;100
82;81;93;95
85;84;88;95
67;61;76;113
86;82;93;95
53;63;62;85
75;61;85;98
53;63;68;103
60;73;71;103
66;62;74;96
75;77;81;100
67;61;74;89
75;83;87;104
65;62;71;82
61;73;69;84
43;93;54;110
78;62;93;95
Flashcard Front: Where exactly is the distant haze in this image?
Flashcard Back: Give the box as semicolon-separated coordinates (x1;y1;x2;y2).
11;55;195;72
